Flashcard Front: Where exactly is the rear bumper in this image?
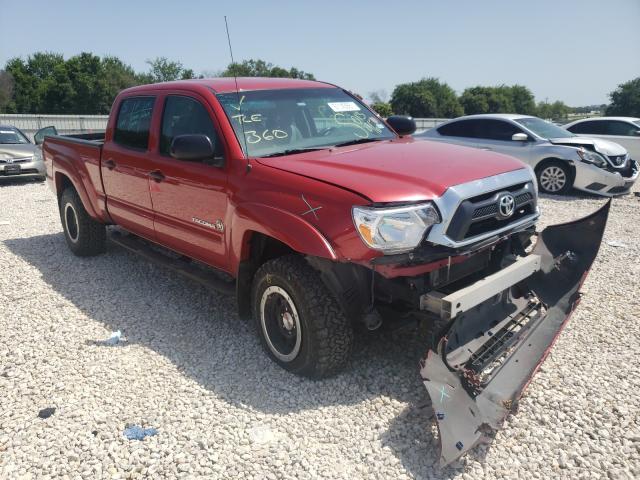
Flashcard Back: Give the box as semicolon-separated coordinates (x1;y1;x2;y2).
574;160;638;196
420;200;610;465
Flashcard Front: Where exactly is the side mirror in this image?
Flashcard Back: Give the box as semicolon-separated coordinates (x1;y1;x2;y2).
34;126;58;145
170;134;221;166
386;115;417;136
512;133;529;142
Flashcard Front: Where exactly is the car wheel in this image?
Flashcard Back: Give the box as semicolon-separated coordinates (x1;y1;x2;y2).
59;187;106;256
251;255;354;379
536;161;572;195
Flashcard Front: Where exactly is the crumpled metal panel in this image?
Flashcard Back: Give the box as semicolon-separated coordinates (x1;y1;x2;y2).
421;200;611;466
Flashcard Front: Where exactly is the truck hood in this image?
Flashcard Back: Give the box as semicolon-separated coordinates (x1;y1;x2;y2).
256;138;525;203
549;136;626;156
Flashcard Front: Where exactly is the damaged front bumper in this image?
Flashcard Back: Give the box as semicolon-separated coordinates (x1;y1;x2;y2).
574;159;638;196
419;200;611;466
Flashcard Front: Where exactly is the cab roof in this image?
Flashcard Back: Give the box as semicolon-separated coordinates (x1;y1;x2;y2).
122;77;336;95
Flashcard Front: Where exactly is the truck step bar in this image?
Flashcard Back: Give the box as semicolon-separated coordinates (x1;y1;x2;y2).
420;200;611;466
109;230;235;296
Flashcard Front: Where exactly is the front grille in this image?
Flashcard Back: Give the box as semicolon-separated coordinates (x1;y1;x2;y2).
0;156;32;164
446;182;537;241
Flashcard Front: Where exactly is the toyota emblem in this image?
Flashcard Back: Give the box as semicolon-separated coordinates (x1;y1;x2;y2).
498;193;515;218
6;158;13;164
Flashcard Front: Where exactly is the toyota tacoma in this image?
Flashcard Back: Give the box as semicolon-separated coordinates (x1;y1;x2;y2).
40;78;609;465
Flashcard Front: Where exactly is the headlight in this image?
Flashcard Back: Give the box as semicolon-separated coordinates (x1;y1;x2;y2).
352;202;440;254
577;148;606;168
33;149;43;162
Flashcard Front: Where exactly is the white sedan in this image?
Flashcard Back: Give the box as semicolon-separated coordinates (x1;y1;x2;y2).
416;114;638;196
563;116;640;161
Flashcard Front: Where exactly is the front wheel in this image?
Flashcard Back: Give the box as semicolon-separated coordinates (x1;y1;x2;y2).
251;255;354;379
536;161;572;195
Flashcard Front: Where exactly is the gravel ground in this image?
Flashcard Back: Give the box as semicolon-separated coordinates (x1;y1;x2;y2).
1;178;639;479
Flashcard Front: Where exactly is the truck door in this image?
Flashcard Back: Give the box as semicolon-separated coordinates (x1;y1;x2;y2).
101;96;157;240
146;93;229;269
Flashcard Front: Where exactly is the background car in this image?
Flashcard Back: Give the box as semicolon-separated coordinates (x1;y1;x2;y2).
0;125;46;181
563;117;640;160
416;114;638;196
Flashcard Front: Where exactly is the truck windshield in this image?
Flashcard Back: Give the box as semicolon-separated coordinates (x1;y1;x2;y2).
514;117;575;140
217;88;394;157
0;128;30;144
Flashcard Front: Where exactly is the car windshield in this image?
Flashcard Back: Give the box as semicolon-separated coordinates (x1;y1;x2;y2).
0;128;29;144
217;88;394;157
514;117;575;139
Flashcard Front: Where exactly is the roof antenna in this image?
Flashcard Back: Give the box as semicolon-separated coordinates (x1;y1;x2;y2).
224;16;251;172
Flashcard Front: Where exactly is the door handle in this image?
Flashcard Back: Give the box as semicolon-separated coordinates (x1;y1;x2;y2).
149;170;165;183
104;159;116;170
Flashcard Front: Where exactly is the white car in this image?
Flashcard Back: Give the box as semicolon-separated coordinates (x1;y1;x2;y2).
563;117;640;161
416;114;638;196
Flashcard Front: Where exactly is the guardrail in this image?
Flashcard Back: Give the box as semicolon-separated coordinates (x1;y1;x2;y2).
0;114;109;140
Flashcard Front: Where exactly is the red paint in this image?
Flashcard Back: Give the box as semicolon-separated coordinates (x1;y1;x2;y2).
44;78;526;278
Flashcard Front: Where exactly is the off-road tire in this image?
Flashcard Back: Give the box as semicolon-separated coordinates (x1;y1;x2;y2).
251;255;354;379
59;187;106;256
536;160;573;195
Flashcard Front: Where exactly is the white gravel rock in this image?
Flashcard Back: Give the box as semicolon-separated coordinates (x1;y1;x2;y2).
0;177;639;479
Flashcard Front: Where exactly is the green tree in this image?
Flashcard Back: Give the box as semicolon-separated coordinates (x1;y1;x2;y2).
145;57;196;83
390;78;463;118
370;102;393;117
606;77;640;116
221;59;315;80
536;100;569;120
509;85;536;115
0;70;14;112
459;84;535;115
100;56;142;112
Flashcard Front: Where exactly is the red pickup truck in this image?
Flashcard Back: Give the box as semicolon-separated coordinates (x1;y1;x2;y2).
39;77;609;465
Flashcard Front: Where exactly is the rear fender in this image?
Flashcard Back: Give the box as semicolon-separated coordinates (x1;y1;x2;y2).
420;200;611;466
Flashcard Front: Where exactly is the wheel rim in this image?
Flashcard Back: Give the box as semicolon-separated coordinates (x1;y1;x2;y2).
64;203;79;243
260;286;302;362
539;166;567;192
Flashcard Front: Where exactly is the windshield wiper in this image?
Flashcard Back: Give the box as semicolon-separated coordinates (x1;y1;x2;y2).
259;147;328;158
332;138;383;148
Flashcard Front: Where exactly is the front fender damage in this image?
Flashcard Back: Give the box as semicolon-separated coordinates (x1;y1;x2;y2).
420;200;611;466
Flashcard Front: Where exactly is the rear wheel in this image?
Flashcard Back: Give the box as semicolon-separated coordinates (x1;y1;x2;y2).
251;255;354;379
536;161;572;195
59;188;106;256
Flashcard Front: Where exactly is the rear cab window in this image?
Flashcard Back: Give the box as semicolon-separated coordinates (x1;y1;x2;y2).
114;97;155;150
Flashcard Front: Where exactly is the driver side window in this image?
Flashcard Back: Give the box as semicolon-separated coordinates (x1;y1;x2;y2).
160;95;223;161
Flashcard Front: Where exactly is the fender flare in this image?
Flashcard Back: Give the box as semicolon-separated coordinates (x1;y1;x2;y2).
230;202;338;319
54;169;102;221
230;202;337;266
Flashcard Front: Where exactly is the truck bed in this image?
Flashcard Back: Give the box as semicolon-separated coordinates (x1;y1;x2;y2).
42;134;109;223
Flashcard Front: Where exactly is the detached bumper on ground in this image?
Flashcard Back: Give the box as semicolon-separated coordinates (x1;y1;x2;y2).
420;200;611;466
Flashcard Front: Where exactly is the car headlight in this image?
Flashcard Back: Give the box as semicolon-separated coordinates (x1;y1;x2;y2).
33;149;43;162
352;202;440;254
577;148;606;168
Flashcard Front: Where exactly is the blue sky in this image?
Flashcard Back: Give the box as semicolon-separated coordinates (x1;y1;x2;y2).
1;0;638;106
